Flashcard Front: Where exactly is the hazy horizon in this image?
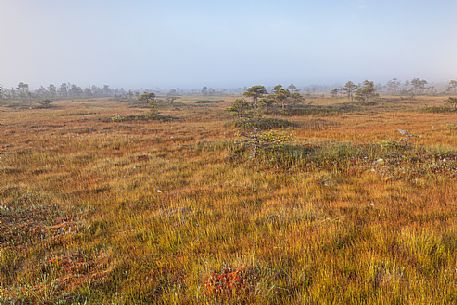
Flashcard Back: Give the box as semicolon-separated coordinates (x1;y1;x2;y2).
1;0;456;89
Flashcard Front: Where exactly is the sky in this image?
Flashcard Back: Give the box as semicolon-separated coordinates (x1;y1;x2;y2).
0;0;456;89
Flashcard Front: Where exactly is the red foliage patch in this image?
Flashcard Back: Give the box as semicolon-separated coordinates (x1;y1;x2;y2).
204;266;254;297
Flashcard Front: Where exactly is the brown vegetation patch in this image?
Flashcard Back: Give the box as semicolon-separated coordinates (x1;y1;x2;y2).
0;188;67;245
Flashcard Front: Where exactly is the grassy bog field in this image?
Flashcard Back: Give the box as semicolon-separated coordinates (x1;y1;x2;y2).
1;96;457;304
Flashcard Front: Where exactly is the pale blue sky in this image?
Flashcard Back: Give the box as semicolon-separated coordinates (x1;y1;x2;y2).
0;0;456;89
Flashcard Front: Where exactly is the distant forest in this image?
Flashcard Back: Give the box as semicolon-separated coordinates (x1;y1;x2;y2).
0;79;456;100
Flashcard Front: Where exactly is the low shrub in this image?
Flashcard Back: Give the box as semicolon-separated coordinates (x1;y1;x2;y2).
227;138;457;177
285;103;359;116
101;113;178;122
422;106;456;113
235;117;297;130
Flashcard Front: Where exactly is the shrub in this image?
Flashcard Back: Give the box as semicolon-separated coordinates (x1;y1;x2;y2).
285;103;359;116
138;92;157;112
103;113;177;122
422;106;455;113
235;130;291;159
38;99;53;109
228;136;457;177
446;97;457;110
227;98;253;118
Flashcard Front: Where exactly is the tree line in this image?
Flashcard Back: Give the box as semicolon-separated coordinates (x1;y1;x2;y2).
331;79;457;100
0;82;129;100
1;79;456;102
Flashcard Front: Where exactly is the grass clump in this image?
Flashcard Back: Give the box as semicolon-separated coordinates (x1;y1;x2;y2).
235;117;297;130
229;137;457;178
103;113;178;122
285;103;360;115
422;106;456;113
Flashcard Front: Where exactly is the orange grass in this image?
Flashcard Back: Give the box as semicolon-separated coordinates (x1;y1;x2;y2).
1;96;457;304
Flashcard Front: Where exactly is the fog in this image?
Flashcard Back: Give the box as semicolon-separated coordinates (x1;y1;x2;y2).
1;0;456;89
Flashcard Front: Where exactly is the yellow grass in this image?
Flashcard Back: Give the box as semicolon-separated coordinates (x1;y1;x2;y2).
1;96;457;304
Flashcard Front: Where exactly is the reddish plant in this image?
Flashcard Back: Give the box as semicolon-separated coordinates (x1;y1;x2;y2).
204;266;248;297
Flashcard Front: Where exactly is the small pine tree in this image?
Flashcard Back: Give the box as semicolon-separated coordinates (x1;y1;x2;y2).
354;80;378;103
243;86;267;109
446;97;457;111
38;99;53;108
228;98;253;118
343;81;357;101
139;92;157;113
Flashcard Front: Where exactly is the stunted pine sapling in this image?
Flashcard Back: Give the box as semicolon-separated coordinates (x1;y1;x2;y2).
270;85;304;113
139;92;157;114
355;80;379;103
243;85;267;110
272;85;291;111
228;98;253;118
343;81;357;101
446;97;457;111
38;99;53;109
